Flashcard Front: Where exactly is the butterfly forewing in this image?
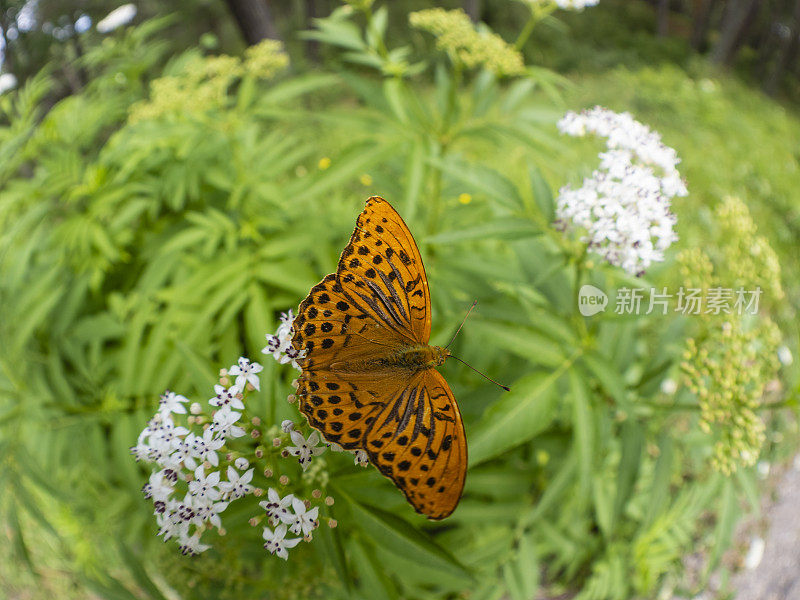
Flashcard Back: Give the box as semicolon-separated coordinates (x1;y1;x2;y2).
293;273;407;371
337;197;431;344
365;369;466;519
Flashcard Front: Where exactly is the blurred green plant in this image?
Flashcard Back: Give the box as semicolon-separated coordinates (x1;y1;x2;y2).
0;3;797;600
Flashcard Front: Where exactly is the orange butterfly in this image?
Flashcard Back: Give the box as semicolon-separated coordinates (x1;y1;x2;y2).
291;196;466;519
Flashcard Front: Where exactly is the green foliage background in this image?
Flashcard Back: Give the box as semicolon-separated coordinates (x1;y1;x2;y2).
1;2;798;599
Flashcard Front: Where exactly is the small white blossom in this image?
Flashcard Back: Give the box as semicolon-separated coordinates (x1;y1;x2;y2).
660;378;678;395
178;531;211;556
156;509;189;542
263;310;306;371
96;3;137;33
158;390;189;415
744;536;765;570
234;457;250;470
260;488;295;524
229;357;263;391
281;420;296;433
555;107;686;275
219;466;254;500
263;524;302;560
188;466;222;503
144;468;178;503
778;345;793;366
0;73;18;95
209;384;244;410
353;450;369;467
285;430;326;470
211;405;246;440
192;499;229;529
186;428;224;469
285;497;319;536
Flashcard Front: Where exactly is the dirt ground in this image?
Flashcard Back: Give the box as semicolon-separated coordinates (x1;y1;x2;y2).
731;456;800;600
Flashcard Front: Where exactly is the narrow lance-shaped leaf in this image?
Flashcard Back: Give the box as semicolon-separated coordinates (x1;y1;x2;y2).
469;370;561;466
337;489;471;580
569;369;594;498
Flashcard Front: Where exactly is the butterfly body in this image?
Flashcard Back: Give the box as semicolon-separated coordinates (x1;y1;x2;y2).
291;197;467;520
330;345;449;374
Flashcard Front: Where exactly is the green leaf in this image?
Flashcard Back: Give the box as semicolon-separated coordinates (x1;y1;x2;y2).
581;352;630;411
350;538;398;600
469;320;566;368
404;140;426;222
383;78;409;125
612;420;644;532
503;533;539;600
316;515;352;594
528;162;554;223
338;490;471;579
305;17;367;51
592;473;614;540
289;142;399;203
424;219;539;245
569;369;593;497
641;433;673;530
706;477;739;574
735;467;761;516
428;157;523;211
118;544;169;600
258;73;340;106
469;371;561;466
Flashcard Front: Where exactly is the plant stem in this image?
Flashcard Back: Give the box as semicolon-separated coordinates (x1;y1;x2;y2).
514;3;556;50
362;4;389;59
572;246;590;340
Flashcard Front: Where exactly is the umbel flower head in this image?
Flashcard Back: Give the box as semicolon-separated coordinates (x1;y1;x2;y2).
132;355;330;560
263;309;306;370
677;197;785;474
555;106;687;276
129;39;289;123
409;8;525;76
681;317;780;474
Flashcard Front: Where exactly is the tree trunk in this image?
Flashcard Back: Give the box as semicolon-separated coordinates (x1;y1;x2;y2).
765;0;800;95
224;0;281;45
657;0;669;37
710;0;760;65
463;0;481;22
690;0;716;51
304;0;319;63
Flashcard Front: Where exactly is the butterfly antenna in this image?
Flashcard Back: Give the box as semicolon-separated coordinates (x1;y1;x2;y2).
445;300;478;350
448;354;510;392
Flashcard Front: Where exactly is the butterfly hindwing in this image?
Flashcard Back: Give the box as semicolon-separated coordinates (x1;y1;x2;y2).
337;196;431;344
364;369;467;520
295;371;403;450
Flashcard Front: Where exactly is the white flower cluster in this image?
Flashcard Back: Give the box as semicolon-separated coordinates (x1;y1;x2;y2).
132;369;255;555
555;106;687;276
280;418;369;470
263;310;306;370
133;354;335;561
